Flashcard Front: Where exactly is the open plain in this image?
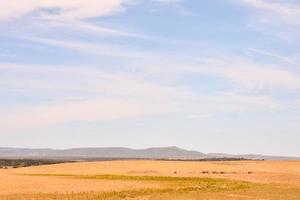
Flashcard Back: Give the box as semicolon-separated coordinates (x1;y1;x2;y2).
0;160;300;199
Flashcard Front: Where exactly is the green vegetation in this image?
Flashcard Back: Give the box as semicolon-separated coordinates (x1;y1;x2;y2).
0;159;70;168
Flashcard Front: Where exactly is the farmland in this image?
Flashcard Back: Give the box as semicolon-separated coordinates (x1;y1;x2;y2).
0;160;300;199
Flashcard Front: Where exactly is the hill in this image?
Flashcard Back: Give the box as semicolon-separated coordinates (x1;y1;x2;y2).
0;147;298;160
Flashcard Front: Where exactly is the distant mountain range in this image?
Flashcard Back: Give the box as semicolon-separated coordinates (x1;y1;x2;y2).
0;147;298;160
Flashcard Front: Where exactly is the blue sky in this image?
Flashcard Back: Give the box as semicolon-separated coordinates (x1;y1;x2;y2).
0;0;299;156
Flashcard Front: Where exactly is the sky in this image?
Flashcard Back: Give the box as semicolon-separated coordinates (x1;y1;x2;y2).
0;0;299;156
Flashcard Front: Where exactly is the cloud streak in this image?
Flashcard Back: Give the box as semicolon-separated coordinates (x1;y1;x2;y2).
22;37;300;91
0;0;183;22
0;62;285;131
0;98;170;131
239;0;300;25
0;0;128;21
26;37;153;59
232;0;300;40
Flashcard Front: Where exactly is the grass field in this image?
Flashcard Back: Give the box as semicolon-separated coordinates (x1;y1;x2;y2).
0;160;300;199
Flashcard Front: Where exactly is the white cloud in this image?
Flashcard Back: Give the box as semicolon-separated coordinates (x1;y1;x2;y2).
184;56;300;90
216;66;300;90
0;63;195;103
0;63;182;131
246;48;297;65
0;0;128;22
0;0;182;22
45;21;142;38
238;0;300;26
0;98;170;131
231;0;300;40
26;37;153;58
154;0;182;3
24;37;300;91
0;62;286;131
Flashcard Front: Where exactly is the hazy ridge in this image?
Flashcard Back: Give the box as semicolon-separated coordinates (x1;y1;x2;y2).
0;147;298;160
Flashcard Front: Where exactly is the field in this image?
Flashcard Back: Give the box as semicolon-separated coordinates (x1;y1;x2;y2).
0;160;300;199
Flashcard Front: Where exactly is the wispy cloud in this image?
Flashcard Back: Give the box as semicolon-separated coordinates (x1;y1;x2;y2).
0;62;185;130
213;64;300;90
246;48;298;65
26;37;152;59
0;61;286;131
0;98;170;131
239;0;300;26
1;0;298;132
161;56;300;90
24;37;300;90
46;21;143;38
0;0;183;22
0;0;128;22
232;0;300;40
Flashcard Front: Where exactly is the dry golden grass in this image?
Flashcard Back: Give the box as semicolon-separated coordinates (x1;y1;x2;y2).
0;160;300;199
